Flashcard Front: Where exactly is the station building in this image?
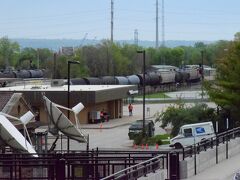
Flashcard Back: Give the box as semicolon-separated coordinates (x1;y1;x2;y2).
0;84;137;125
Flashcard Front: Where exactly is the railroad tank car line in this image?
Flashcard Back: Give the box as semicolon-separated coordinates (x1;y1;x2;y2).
0;66;202;90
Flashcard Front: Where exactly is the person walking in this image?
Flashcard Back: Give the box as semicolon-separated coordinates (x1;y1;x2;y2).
128;104;133;116
100;110;105;122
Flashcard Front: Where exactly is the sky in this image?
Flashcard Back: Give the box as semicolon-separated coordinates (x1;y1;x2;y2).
0;0;240;41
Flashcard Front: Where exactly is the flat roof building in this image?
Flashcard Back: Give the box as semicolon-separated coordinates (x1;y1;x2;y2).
0;84;137;125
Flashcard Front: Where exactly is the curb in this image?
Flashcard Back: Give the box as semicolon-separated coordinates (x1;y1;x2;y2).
81;116;155;130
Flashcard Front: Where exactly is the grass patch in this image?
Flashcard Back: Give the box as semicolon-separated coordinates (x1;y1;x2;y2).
135;92;169;98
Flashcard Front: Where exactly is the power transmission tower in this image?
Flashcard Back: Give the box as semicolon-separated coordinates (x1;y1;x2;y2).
161;0;165;47
156;0;159;49
111;0;114;42
134;29;138;46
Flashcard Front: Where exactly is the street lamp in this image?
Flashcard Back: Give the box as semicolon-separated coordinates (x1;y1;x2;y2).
137;50;146;137
200;50;204;101
67;60;80;151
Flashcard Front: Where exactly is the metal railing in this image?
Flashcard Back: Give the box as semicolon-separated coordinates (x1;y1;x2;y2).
0;149;168;180
100;154;165;180
181;127;240;176
182;127;240;159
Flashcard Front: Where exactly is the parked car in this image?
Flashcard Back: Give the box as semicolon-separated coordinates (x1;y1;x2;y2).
128;120;155;139
170;121;216;149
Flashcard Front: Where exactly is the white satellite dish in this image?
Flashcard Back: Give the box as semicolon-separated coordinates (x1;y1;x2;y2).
0;115;38;157
43;96;87;143
0;111;35;146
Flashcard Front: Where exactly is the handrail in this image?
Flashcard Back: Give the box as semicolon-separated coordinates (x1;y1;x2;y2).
183;126;240;158
100;154;164;180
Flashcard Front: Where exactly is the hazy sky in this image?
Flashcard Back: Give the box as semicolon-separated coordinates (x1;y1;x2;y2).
0;0;239;41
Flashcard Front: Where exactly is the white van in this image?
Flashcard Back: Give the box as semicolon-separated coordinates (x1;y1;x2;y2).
170;122;216;148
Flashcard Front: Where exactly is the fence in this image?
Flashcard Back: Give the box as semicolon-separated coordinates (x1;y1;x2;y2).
180;127;240;178
0;149;173;180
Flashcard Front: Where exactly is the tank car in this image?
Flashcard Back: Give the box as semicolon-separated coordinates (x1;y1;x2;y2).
114;76;129;85
101;76;117;85
71;78;88;85
126;75;140;85
83;77;102;85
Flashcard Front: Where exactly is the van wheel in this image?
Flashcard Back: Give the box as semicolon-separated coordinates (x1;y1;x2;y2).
174;143;183;149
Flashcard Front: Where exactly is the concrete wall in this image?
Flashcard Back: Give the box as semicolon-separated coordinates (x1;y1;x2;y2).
139;169;167;180
180;137;240;179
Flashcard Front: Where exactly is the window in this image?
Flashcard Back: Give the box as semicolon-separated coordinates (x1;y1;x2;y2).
183;128;193;137
196;127;205;134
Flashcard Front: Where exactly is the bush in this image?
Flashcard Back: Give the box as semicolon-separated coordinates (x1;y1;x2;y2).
133;133;148;145
133;133;170;146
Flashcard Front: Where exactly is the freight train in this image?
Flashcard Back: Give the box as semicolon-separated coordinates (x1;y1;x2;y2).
0;69;46;87
70;65;201;89
0;65;202;89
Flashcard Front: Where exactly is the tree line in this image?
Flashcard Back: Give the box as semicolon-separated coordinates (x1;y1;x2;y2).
0;36;230;79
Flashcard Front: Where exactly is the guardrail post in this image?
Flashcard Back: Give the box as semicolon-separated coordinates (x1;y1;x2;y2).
211;137;213;149
194;144;197;175
56;158;66;180
226;133;228;159
169;152;180;180
182;148;185;160
216;135;218;164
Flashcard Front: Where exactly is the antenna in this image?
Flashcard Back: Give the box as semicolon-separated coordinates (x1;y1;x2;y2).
111;0;114;42
134;29;138;46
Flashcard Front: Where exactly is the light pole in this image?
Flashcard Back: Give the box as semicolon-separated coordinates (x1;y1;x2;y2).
137;50;146;137
200;50;204;101
67;60;80;151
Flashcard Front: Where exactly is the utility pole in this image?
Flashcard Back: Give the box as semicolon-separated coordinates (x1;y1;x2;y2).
53;53;57;79
137;50;146;137
201;50;204;101
156;0;159;49
37;48;40;69
161;0;165;47
111;0;114;42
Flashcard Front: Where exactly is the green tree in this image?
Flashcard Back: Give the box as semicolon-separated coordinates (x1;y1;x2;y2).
170;47;184;66
206;35;240;126
37;48;53;69
0;36;20;68
155;102;217;136
18;48;37;69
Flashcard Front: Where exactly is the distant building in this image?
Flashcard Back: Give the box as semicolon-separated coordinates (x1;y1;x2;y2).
59;47;74;56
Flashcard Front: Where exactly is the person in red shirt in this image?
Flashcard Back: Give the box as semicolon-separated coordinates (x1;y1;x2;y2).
100;110;104;122
128;104;133;116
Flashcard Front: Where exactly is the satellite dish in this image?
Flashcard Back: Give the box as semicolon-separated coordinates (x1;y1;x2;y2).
0;115;38;157
43;96;87;143
1;111;35;146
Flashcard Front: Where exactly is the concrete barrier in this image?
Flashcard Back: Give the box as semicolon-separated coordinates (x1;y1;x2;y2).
139;169;167;180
